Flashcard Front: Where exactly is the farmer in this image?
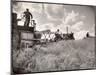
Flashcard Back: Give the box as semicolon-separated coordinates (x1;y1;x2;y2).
23;8;33;27
55;29;63;40
55;29;61;34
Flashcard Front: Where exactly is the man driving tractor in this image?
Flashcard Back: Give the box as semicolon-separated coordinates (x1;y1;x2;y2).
55;29;63;41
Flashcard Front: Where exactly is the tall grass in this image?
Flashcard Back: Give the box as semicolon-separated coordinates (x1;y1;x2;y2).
13;38;96;73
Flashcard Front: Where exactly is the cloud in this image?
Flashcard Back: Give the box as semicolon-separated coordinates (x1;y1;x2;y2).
89;24;95;36
81;15;86;19
63;10;79;25
12;2;95;40
45;4;64;20
36;23;57;32
13;2;42;18
71;21;84;32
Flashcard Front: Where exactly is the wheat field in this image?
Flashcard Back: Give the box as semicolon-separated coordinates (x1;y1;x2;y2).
13;38;96;74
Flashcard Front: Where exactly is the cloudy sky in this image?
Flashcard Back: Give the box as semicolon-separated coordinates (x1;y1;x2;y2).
12;1;96;39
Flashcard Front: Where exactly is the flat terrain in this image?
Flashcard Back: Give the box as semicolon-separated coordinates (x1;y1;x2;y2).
13;37;96;74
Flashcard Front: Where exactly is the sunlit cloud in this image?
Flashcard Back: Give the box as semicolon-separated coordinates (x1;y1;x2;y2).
12;1;95;40
63;10;79;25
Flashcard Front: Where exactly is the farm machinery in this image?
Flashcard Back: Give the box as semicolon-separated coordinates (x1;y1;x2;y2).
12;13;75;49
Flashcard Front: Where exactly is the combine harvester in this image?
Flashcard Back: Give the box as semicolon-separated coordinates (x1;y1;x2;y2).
12;12;76;49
